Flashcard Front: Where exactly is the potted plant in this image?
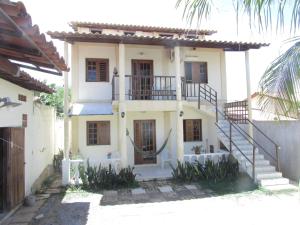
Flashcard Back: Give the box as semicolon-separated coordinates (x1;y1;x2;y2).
191;145;201;154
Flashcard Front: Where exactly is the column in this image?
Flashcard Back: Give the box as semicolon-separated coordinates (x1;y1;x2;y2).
245;50;253;138
175;46;184;162
62;41;70;185
118;43;127;167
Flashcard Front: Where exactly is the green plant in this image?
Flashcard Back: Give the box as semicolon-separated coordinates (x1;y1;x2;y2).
79;160;138;190
171;154;239;183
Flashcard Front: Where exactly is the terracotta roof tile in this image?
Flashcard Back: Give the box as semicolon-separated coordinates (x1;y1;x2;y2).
70;21;217;35
0;71;54;94
48;31;269;51
0;1;68;75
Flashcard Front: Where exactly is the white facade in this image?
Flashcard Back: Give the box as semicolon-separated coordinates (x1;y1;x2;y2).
69;41;226;168
0;78;57;195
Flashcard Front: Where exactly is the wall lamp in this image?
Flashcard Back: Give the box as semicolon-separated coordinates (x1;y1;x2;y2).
179;110;184;117
0;97;21;108
121;112;125;118
113;67;118;76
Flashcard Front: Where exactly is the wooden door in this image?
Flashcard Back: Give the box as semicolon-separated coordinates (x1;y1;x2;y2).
132;60;153;100
134;120;156;164
0;128;25;211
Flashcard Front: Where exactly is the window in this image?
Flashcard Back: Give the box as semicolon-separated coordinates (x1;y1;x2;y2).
183;119;202;142
159;33;174;38
90;29;102;34
86;121;110;145
184;62;208;83
124;31;135;36
18;94;26;102
86;58;109;82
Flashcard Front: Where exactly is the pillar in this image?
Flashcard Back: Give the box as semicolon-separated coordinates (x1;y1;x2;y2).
245;50;253;138
118;43;128;167
175;46;184;162
62;41;70;185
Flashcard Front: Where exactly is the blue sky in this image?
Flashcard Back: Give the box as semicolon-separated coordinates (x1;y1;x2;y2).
19;0;297;101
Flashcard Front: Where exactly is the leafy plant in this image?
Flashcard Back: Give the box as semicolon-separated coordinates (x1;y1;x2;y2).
39;83;71;118
79;160;138;190
53;148;64;172
171;154;239;183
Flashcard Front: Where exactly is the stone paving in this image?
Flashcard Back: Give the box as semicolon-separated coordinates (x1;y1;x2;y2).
100;180;215;206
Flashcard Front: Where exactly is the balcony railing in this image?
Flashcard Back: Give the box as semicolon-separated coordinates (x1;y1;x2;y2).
112;75;176;100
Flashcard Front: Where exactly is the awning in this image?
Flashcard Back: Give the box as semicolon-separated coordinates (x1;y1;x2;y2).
70;103;113;116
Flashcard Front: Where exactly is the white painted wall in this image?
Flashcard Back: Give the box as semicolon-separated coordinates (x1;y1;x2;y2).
75;114;119;165
71;43;227;102
0;78;56;195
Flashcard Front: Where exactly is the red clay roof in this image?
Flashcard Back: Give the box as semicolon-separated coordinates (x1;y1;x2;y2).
70;21;217;36
0;70;54;94
48;31;269;51
0;1;68;75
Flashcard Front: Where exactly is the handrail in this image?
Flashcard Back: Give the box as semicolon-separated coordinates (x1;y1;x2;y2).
217;109;278;162
215;122;254;165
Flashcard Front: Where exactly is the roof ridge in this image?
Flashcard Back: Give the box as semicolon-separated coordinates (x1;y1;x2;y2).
69;21;217;35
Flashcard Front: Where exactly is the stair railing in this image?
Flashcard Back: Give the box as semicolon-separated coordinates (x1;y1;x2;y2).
216;110;256;178
194;83;281;177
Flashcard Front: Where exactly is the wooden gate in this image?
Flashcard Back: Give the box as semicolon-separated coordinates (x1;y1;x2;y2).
0;128;25;211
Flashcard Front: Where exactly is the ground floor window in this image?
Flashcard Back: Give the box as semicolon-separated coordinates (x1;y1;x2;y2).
183;119;202;142
86;121;110;145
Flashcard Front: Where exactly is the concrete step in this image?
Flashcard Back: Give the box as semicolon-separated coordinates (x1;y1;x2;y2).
262;184;298;191
234;153;264;160
244;159;270;167
248;165;276;173
256;172;282;180
259;178;290;186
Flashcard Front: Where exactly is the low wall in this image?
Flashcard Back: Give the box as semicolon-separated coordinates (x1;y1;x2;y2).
253;120;300;182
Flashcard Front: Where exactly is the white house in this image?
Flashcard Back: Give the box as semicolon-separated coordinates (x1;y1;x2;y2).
49;22;292;188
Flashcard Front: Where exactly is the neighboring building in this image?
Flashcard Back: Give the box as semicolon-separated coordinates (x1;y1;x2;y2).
0;1;67;212
49;21;292;188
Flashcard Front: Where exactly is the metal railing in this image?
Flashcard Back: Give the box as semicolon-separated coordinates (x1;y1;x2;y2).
194;82;281;177
224;100;248;124
112;75;176;100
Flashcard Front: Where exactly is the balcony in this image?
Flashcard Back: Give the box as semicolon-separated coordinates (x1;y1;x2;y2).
112;75;176;100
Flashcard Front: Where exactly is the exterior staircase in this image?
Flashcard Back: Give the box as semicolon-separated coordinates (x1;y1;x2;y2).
216;118;295;190
188;81;296;191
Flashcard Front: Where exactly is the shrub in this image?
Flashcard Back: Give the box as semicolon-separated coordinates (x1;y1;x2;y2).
171;154;239;183
79;160;138;190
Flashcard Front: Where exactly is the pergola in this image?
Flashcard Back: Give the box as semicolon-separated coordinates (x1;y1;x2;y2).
0;0;68;76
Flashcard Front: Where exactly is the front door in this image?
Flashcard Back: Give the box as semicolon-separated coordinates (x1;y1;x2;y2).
132;60;153;100
0;128;25;211
134;120;156;164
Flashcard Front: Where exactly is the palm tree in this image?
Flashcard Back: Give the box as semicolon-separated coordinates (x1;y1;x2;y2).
176;0;300;118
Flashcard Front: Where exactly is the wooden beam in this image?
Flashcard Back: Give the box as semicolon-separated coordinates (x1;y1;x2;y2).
11;62;62;76
0;56;19;76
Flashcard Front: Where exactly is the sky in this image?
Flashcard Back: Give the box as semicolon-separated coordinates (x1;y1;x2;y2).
19;0;297;101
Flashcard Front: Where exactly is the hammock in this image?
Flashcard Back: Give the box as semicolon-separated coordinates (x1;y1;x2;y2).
126;128;172;158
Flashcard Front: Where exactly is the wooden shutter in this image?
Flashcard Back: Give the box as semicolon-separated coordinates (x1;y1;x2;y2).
199;62;208;83
183;119;202;142
97;121;110;145
86;59;109;82
98;60;109;82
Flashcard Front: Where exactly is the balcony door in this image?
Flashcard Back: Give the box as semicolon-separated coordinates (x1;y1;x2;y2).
132;60;153;100
134;120;156;165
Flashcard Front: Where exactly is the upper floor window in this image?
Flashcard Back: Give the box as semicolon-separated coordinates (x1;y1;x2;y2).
90;29;102;34
86;121;110;145
184;61;208;83
86;58;109;82
159;33;174;38
183;119;202;142
124;31;135;36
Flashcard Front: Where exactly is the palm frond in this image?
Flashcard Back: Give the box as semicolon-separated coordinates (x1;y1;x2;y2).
176;0;213;26
258;39;300;118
